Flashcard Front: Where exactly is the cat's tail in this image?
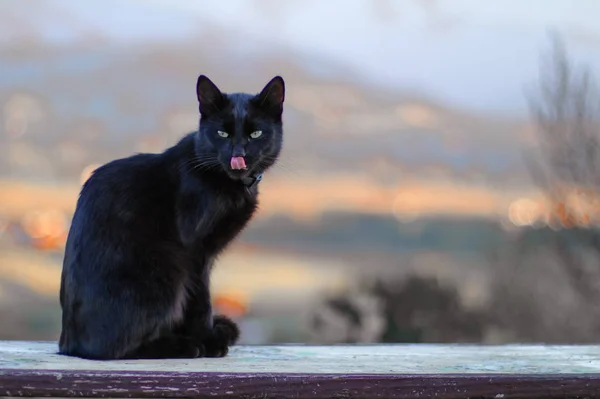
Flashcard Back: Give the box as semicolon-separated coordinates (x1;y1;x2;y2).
213;314;241;345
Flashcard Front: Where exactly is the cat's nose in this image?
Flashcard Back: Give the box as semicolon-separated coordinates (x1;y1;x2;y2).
232;145;246;158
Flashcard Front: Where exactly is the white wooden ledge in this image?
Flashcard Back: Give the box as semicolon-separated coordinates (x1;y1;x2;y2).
1;341;600;398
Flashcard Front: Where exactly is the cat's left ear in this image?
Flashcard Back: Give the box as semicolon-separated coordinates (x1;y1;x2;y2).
254;76;285;117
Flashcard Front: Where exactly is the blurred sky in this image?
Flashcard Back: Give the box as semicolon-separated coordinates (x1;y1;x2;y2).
2;0;599;117
2;0;599;344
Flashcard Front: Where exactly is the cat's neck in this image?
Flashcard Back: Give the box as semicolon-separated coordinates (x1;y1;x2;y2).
239;173;262;189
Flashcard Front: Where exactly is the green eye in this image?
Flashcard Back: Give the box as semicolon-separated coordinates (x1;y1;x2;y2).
217;131;229;138
250;130;263;139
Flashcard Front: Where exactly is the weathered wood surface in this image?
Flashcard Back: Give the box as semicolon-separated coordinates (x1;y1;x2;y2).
1;341;600;398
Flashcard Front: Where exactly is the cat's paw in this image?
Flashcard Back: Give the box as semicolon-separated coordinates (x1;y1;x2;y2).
127;335;202;359
169;336;203;358
202;315;240;357
213;314;240;345
203;337;229;357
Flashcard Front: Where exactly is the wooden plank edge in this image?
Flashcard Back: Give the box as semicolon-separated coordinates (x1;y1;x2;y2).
1;369;600;399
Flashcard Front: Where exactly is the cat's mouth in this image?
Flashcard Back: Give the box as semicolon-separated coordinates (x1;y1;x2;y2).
226;156;252;179
230;156;247;170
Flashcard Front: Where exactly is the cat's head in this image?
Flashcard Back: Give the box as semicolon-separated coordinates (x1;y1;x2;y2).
194;75;285;181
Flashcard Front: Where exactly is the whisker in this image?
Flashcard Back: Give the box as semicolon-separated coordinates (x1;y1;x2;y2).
179;155;222;174
191;160;221;173
259;155;307;178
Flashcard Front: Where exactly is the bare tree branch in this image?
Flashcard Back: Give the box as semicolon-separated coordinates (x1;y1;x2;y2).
525;31;600;305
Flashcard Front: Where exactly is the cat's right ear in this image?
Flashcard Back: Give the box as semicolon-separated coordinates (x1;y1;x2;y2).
196;75;225;116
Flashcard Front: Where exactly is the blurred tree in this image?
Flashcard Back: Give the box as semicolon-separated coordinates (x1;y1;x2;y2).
525;33;600;300
527;33;600;227
486;33;600;343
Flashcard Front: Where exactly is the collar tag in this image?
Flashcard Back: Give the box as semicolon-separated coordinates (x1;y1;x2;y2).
242;173;262;188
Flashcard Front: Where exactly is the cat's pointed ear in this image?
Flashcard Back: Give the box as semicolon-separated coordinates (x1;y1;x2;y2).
196;75;225;116
255;76;285;117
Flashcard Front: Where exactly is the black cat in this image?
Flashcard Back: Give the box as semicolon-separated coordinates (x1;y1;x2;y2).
58;75;285;360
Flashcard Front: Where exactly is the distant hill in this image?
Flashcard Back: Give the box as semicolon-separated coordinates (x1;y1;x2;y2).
0;28;533;189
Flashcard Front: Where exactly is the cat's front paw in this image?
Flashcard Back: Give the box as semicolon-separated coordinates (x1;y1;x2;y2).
202;314;240;357
213;314;240;345
173;336;204;358
203;337;229;357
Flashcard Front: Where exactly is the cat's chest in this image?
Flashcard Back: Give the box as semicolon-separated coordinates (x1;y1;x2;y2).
199;190;257;253
213;191;257;222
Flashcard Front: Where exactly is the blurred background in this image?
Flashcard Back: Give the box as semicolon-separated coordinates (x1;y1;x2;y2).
2;0;600;345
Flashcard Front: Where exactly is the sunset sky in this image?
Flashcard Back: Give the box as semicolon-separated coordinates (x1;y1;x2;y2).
2;0;599;116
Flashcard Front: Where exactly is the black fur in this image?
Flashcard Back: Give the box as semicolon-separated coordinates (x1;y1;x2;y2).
58;75;285;360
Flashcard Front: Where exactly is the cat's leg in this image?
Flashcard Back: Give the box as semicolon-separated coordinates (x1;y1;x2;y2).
180;267;240;357
60;249;196;360
60;304;188;360
122;335;201;359
183;312;240;358
202;314;240;357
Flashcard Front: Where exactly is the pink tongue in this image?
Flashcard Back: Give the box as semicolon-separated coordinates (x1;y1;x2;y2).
230;156;247;170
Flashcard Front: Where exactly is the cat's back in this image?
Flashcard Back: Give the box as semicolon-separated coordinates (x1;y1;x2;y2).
77;135;193;212
69;151;178;244
84;152;167;195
